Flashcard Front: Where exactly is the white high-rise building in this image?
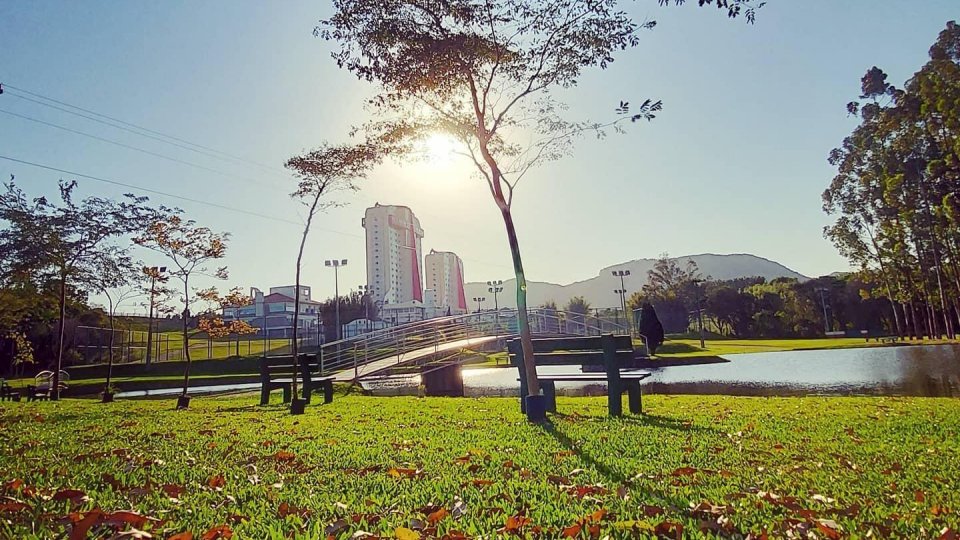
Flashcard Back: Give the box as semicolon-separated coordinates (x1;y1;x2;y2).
362;204;424;305
424;249;467;316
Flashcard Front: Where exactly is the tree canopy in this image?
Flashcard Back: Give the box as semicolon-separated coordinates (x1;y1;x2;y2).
823;21;960;340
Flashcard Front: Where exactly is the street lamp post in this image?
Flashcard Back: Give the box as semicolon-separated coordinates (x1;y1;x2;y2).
324;259;347;341
815;287;830;334
359;284;372;334
472;296;486;313
691;278;705;349
612;270;631;332
143;266;167;366
487;280;503;336
613;289;626;326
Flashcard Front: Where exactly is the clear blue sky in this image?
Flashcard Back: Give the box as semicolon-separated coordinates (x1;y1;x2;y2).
1;1;957;308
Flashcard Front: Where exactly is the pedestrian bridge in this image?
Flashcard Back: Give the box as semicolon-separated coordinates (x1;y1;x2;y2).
305;309;632;381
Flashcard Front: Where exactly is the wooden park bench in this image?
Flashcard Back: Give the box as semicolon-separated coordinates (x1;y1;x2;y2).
508;334;651;417
259;355;335;406
26;370;69;401
0;380;21;402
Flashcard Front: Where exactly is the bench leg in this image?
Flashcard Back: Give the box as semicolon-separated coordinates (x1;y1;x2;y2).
607;381;623;417
282;385;291;404
260;386;270;406
303;384;312;405
627;381;642;415
323;381;334;404
542;381;557;413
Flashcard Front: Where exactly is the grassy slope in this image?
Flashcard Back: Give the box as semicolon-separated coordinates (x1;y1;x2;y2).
1;395;958;539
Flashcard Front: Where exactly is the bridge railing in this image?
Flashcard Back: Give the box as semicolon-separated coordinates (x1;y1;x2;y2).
313;308;631;377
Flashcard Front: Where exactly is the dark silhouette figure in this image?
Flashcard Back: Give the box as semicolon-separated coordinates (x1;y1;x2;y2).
637;302;665;356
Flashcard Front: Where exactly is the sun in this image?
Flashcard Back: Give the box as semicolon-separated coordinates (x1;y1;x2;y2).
423;133;459;163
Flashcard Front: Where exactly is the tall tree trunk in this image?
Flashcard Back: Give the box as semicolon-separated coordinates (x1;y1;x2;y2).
106;299;115;394
181;277;191;396
291;192;322;404
53;271;67;401
499;204;539;398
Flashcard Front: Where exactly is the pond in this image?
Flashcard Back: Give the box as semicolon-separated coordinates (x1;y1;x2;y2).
115;344;960;399
460;344;960;397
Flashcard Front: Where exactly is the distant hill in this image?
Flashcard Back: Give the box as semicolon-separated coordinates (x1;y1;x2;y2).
464;253;809;310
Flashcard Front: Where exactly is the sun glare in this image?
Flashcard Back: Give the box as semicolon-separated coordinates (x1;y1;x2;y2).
423;133;458;163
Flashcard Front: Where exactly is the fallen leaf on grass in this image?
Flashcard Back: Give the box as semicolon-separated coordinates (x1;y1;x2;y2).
325;518;349;535
815;519;841;540
167;532;193;540
641;505;664;517
395;527;420;540
690;502;734;517
102;511;158;529
502;514;531;534
387;467;423;479
207;475;225;489
53;488;89;504
566;485;609;499
162;484;185;498
654;521;684;540
272;451;296;462
427;507;448;524
200;524;232;540
670;467;698;477
469;479;494;488
278;502;312;519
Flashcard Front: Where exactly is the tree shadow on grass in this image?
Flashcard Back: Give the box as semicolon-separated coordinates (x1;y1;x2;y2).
536;419;631;486
616;412;723;435
535;418;703;514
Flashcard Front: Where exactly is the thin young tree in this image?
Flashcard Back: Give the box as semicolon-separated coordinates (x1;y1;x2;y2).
0;179;158;399
85;250;142;399
318;0;758;418
134;214;228;405
284;143;379;409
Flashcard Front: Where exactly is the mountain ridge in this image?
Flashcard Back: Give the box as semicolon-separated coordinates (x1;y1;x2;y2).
463;253;811;310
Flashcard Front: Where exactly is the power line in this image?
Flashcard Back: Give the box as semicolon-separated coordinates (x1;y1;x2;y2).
0;153;304;227
4;90;292;181
1;82;289;175
0;107;286;191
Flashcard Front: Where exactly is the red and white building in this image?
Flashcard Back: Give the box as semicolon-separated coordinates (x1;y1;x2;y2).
424;249;467;316
362;204;424;306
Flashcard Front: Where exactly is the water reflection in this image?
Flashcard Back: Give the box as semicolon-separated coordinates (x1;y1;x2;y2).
462;344;960;397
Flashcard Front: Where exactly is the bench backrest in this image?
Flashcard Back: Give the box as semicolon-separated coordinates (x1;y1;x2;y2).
507;335;633;366
508;334;634;396
260;355;320;383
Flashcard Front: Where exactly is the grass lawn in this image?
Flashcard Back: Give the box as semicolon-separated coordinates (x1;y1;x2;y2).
1;394;958;538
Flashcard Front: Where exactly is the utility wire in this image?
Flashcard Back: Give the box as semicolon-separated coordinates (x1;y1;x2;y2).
0;108;286;191
0;154;305;227
1;82;287;175
0;84;514;271
5;90;292;181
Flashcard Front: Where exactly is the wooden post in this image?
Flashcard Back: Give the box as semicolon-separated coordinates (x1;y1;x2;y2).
601;334;622;417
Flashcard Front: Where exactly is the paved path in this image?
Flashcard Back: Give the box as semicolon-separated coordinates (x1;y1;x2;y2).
332;334;501;382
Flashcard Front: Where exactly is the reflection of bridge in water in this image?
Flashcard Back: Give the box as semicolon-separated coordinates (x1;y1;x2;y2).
301;308;632;382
